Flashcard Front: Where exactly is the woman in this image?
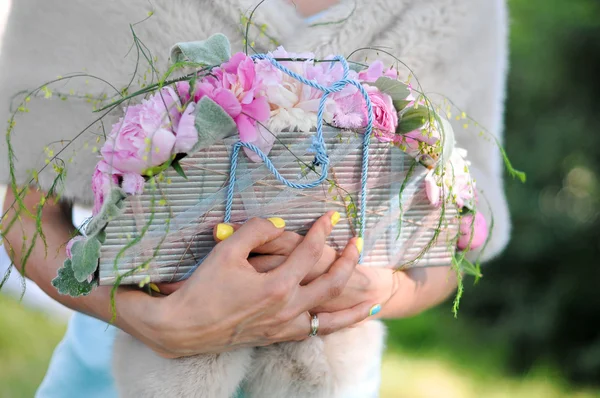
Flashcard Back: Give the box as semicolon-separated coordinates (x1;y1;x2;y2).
0;0;510;396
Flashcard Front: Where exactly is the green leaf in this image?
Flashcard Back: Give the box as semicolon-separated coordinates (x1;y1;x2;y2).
397;107;430;134
171;159;188;180
192;96;237;152
170;33;231;66
393;99;412;112
349;63;366;73
366;77;410;101
52;259;97;297
71;237;102;282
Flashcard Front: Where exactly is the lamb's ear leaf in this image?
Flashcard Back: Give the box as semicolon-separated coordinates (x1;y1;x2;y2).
85;188;127;236
71;237;102;283
191;96;237;152
170;33;231;66
171;159;188;180
366;77;410;101
349;63;366;73
52;259;97;297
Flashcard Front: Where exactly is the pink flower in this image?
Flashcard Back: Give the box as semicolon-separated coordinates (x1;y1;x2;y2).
366;86;398;141
66;236;85;259
358;60;398;82
91;160;120;215
457;212;488;251
121;173;145;195
101;89;178;175
254;47;336;135
200;52;270;144
173;103;198;153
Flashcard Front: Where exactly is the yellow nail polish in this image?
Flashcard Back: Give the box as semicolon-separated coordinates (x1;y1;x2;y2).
355;237;364;254
149;283;161;293
216;223;234;241
331;211;341;227
267;217;286;229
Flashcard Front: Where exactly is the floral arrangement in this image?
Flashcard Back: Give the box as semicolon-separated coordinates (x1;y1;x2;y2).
48;32;491;302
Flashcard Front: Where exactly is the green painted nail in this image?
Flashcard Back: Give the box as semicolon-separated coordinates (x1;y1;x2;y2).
369;304;382;317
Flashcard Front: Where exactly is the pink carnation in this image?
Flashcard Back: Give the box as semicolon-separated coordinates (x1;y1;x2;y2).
92;160;120;215
457;212;488;251
331;85;398;140
101;88;178;175
121;173;145;195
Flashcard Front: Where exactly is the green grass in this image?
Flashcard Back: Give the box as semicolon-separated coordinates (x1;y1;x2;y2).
1;295;599;398
0;295;66;398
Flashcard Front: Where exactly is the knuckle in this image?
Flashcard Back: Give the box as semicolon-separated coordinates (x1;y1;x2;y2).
328;278;345;298
305;241;323;262
274;309;294;324
262;327;280;341
266;281;291;302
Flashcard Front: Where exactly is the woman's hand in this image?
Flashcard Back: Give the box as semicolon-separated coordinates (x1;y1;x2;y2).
127;212;375;359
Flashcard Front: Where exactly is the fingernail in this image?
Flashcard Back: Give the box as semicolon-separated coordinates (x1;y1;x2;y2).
331;211;341;227
355;237;364;254
267;217;286;229
369;304;382;317
216;223;234;241
149;283;161;293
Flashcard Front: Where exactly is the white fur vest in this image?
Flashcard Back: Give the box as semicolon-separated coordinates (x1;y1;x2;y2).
0;1;510;396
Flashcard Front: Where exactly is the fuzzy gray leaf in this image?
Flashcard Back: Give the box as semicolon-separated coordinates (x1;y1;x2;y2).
85;188;126;236
170;33;231;66
191;96;237;152
71;237;102;282
367;77;410;101
52;259;97;297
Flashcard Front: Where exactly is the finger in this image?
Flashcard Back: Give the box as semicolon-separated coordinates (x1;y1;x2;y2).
270;211;338;283
248;254;287;273
313;301;374;336
281;301;373;341
217;217;287;258
252;231;304;255
154;281;185;295
213;223;241;242
291;237;361;312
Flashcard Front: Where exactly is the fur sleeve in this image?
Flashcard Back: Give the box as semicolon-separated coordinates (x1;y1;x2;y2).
0;0;303;205
287;0;511;260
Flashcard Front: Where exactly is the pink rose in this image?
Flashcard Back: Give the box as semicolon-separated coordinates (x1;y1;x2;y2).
92;160;120;215
101;91;177;175
457;212;488;251
365;86;398;141
66;236;85;259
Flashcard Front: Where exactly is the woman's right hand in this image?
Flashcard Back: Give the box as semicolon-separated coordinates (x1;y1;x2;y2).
120;212;371;359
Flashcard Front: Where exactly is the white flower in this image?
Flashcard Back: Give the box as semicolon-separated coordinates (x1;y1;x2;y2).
425;147;476;209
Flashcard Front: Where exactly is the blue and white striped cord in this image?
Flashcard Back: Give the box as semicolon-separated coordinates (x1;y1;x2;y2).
223;54;374;262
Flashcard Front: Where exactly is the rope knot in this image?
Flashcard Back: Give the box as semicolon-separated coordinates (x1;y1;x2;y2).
312;150;329;167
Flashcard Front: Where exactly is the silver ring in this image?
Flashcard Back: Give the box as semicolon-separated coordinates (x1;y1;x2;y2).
309;314;319;337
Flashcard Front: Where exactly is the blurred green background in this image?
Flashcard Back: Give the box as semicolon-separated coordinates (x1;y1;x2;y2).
2;0;600;396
